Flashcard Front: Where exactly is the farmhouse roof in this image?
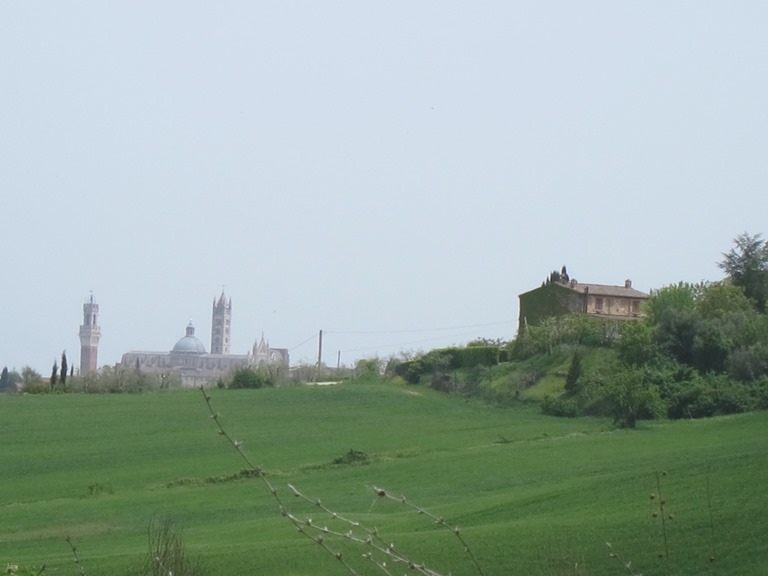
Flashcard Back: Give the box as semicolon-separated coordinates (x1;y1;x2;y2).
567;282;650;299
518;279;650;299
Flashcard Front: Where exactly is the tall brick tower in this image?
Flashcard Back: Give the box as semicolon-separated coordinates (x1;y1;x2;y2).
211;291;232;355
78;294;101;374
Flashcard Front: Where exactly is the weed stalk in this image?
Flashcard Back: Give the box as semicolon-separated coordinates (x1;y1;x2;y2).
605;542;641;575
706;465;717;570
199;386;485;576
653;471;671;572
65;537;86;576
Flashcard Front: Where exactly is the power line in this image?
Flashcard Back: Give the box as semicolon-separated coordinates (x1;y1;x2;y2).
338;329;497;354
324;320;514;336
288;333;318;352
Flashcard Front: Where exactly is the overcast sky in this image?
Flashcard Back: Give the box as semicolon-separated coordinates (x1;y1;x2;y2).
2;2;767;374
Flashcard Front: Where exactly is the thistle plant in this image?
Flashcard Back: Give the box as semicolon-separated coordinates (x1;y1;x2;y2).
706;466;717;569
199;386;485;576
605;542;641;576
142;515;204;576
650;471;672;571
65;537;85;576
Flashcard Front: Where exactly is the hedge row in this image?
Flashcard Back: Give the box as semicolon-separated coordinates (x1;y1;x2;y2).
394;346;500;384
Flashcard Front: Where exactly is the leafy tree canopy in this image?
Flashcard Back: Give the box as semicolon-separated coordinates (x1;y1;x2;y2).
695;281;753;319
646;282;699;322
718;232;768;312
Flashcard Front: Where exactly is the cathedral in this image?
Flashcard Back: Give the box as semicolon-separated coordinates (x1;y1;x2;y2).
117;292;289;387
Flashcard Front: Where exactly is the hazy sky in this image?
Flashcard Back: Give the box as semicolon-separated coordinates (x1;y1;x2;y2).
2;2;767;374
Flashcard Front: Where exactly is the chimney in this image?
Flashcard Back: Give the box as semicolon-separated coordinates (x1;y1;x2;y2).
625;279;632;288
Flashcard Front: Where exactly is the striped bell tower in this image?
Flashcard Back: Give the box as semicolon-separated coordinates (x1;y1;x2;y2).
211;291;232;355
78;294;101;375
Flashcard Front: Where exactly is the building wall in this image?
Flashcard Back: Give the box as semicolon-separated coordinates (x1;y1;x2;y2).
119;349;289;387
585;294;643;317
519;283;647;330
518;283;585;330
80;345;98;375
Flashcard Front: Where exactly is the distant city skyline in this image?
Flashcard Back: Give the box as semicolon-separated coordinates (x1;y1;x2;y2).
2;2;766;374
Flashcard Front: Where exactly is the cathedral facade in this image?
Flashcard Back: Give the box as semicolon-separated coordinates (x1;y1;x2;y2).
119;292;289;387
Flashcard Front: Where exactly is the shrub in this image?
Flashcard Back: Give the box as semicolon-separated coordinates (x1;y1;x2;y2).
664;371;760;419
455;346;500;368
395;359;424;384
463;364;490;395
421;347;500;371
666;381;719;419
728;343;768;382
710;376;759;415
353;357;381;378
21;380;49;394
517;371;541;390
332;449;369;465
139;515;205;576
431;370;455;392
602;369;665;428
541;395;579;417
228;366;274;389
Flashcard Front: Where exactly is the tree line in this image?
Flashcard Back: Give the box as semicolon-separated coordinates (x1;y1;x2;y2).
532;232;768;426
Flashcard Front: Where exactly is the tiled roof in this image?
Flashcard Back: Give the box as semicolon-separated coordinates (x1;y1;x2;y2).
568;282;649;298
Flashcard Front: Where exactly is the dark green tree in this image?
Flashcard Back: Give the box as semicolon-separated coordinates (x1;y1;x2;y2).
564;351;583;394
50;360;58;391
0;367;11;391
60;351;68;390
718;232;768;312
691;318;733;373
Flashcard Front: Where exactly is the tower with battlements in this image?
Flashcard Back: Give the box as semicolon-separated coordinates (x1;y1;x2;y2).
78;294;101;374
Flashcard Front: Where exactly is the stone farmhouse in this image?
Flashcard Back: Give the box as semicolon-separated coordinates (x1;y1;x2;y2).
518;274;650;331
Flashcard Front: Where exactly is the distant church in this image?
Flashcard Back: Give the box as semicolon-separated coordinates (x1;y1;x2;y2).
117;292;289;387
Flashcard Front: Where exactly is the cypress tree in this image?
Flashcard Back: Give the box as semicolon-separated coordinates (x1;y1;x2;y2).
0;367;10;391
61;351;68;390
565;351;582;394
50;361;59;391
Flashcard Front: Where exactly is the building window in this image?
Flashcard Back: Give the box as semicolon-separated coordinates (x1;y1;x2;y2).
595;297;603;311
632;300;640;314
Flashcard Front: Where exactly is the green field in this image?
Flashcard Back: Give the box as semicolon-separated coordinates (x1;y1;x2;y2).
1;382;767;575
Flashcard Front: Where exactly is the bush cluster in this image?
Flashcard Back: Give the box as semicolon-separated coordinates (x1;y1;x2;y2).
393;345;500;384
226;366;276;389
19;366;181;394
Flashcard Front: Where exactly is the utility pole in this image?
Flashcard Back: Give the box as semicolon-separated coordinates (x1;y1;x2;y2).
317;329;323;367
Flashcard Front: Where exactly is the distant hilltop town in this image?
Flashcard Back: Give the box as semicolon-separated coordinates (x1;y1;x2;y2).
79;292;288;387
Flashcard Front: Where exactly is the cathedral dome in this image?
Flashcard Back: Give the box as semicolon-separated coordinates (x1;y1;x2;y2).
172;322;207;354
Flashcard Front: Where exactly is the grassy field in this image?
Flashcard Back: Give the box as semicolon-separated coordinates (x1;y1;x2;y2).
1;381;767;575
